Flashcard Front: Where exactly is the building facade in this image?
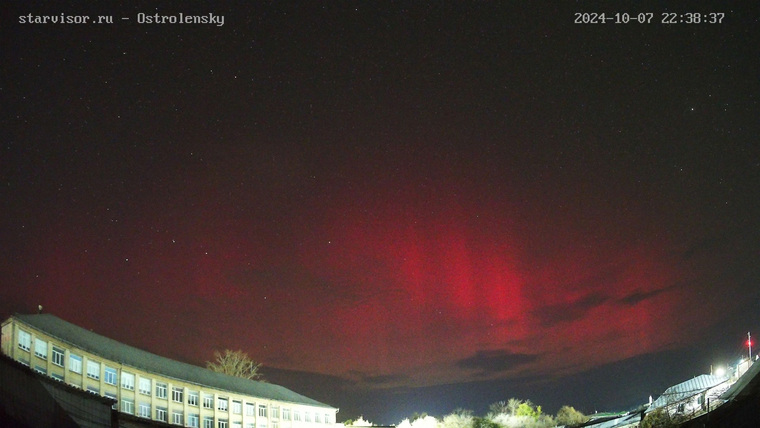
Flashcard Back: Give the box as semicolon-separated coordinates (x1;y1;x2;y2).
1;313;338;428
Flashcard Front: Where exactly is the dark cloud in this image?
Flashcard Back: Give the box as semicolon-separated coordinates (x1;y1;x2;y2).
618;288;669;306
456;350;538;375
531;293;610;327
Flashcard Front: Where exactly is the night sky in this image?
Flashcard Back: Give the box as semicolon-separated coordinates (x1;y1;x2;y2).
3;1;760;424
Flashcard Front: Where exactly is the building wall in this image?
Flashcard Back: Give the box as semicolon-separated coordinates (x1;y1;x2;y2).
1;317;337;428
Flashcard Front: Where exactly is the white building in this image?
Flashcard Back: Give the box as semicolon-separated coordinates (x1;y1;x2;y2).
2;313;338;428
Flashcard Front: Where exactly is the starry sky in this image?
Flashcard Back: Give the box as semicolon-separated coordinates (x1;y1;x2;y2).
3;1;760;424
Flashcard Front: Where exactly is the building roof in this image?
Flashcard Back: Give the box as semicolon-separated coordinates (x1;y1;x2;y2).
10;313;335;409
647;374;729;411
720;360;759;401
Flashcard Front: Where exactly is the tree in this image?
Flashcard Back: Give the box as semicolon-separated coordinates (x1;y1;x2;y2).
506;398;523;416
555;406;588;426
488;401;509;416
515;402;540;419
206;349;264;381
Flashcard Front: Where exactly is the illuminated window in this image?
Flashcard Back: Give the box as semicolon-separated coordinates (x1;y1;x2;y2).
18;330;31;351
139;377;151;395
203;393;214;409
282;409;290;420
69;354;82;374
156;407;168;422
86;360;100;380
305;412;311;423
173;410;184;425
272;407;280;419
246;403;255;416
34;339;48;358
293;411;301;422
218;397;228;411
122;398;134;415
233;400;242;414
172;386;184;403
188;390;199;406
121;371;135;390
52;347;65;366
315;413;321;423
138;403;151;418
104;366;117;384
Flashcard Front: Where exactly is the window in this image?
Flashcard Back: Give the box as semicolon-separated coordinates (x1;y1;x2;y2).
247;424;256;428
258;405;267;417
18;330;31;351
156;407;168;422
172;386;184;403
69;354;82;373
188;413;200;428
139;377;151;395
87;385;99;394
219;420;228;428
259;422;267;428
233;423;243;428
105;393;117;410
34;338;48;358
203;393;214;409
232;400;242;414
52;347;65;367
246;403;255;416
315;413;321;423
139;403;151;418
156;382;167;399
188;390;199;406
305;412;311;422
172;410;184;425
283;409;291;421
271;407;280;419
105;366;117;385
86;360;100;380
293;411;301;422
324;414;331;424
272;422;278;428
203;416;214;428
122;398;135;414
121;371;135;390
218;397;228;411
51;372;64;381
34;365;46;374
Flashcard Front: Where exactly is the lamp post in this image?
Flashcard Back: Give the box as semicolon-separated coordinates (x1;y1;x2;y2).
749;332;753;361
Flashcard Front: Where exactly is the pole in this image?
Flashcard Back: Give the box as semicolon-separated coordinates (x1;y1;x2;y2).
749;332;752;361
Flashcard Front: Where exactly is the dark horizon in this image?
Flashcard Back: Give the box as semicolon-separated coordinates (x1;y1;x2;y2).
3;1;760;425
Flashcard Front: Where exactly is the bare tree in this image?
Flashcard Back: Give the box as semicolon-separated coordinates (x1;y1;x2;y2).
206;349;264;381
